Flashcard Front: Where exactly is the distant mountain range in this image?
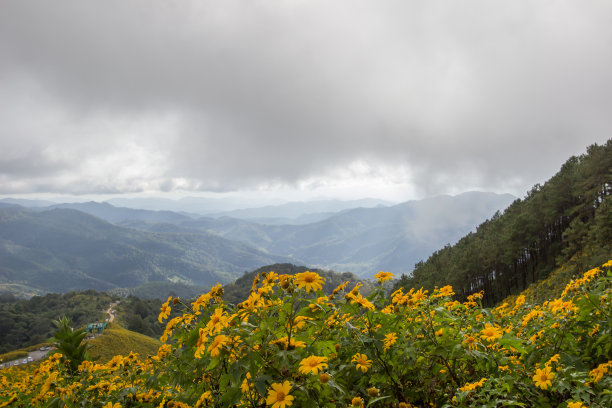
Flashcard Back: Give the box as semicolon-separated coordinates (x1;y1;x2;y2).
0;207;290;295
205;198;393;224
177;192;515;276
0;192;515;296
105;197;392;217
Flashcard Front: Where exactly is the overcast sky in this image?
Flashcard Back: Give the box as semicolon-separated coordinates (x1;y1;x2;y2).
1;1;611;203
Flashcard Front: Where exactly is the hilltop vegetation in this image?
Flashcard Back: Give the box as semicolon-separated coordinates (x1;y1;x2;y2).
87;323;160;363
0;291;112;353
397;140;612;306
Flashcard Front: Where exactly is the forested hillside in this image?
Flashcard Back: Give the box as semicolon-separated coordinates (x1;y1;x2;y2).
396;140;612;306
0;291;112;353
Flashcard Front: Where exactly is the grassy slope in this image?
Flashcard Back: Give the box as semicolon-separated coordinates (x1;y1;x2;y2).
87;323;160;363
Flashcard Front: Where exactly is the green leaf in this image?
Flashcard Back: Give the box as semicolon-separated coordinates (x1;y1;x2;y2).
206;357;221;371
255;375;273;397
366;395;391;407
219;386;242;405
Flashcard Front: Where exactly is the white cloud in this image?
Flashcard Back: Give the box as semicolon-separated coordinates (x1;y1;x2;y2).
0;0;610;200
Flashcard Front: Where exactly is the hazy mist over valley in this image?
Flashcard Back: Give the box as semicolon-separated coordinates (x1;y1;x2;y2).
0;191;514;296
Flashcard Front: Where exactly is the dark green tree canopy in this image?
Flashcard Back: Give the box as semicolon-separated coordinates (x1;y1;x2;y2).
396;140;612;306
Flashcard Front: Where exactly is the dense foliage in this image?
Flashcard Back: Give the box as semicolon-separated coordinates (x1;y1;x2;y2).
0;290;112;353
397;140;612;306
223;264;372;305
115;297;167;338
1;262;610;407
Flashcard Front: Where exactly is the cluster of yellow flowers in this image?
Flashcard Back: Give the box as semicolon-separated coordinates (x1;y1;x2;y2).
1;262;611;407
459;377;486;393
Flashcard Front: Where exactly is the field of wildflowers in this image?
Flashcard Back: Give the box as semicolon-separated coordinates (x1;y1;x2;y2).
1;261;611;407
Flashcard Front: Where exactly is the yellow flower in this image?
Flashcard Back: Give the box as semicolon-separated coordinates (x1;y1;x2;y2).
208;334;231;357
438;285;454;297
298;355;329;375
459;378;486;393
291;316;312;331
589;361;610;383
366;387;379;397
103;403;122;408
567;402;587;408
533;366;555;389
158;296;172;323
194;328;208;359
294;271;325;292
191;293;212;314
374;271;394;283
332;281;350;295
480;324;502;342
240;373;253;393
412;288;428;302
106;355;124;370
195;392;213;408
205;307;229;335
266;381;293;408
352;293;375;311
463;334;478;350
160;316;181;342
383;332;398;350
271;336;306;350
547;354;560;365
583;267;601;281
351;353;372;372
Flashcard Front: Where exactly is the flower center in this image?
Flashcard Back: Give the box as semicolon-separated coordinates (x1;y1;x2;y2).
276;391;286;401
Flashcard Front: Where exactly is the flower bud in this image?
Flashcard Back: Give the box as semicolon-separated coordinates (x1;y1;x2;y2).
351;397;364;407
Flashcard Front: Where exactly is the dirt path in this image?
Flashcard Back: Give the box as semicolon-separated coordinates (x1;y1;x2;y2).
106;304;115;322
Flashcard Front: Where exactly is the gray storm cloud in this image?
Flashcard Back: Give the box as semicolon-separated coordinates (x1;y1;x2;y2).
0;0;611;196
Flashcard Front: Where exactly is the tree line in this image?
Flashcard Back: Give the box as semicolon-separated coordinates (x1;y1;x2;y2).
395;140;612;306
